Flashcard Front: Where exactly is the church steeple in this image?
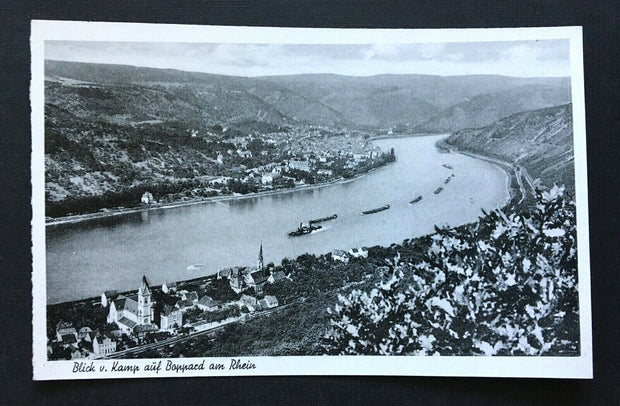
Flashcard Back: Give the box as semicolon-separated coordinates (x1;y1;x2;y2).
137;274;152;324
139;274;150;294
258;242;264;271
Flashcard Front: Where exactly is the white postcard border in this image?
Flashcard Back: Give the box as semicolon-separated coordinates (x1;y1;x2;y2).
31;21;592;380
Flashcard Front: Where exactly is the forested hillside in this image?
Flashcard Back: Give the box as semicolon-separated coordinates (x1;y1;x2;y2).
444;104;574;190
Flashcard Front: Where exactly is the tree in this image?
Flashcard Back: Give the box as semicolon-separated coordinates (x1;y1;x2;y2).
323;185;579;356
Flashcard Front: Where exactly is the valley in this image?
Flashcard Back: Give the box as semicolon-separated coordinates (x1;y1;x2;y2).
44;60;573;219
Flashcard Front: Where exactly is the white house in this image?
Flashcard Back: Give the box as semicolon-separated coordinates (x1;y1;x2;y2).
56;321;78;342
262;173;272;184
259;295;279;309
141;191;155;205
349;247;369;258
268;271;287;284
160;304;182;331
288;159;311;172
162;281;177;294
197;296;220;312
237;149;252;158
240;294;259;312
245;270;268;295
332;250;349;263
93;334;116;356
100;290;118;308
78;327;92;340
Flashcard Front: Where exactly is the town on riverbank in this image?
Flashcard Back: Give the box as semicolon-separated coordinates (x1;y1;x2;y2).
45;123;396;223
47;241;374;360
46;143;550;360
47;176;580;359
41;46;581;361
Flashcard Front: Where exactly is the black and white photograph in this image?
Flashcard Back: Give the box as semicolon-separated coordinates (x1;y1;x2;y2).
31;22;592;379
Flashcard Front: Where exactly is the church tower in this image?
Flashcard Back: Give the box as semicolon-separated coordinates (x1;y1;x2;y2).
257;242;264;272
137;275;153;325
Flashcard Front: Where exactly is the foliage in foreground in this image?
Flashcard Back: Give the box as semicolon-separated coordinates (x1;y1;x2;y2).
323;186;579;356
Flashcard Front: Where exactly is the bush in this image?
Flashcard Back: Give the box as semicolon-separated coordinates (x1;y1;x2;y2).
323;185;579;356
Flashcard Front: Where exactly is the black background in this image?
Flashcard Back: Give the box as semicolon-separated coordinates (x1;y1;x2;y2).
1;1;618;405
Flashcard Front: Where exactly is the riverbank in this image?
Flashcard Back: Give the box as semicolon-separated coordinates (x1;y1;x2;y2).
46;160;396;227
368;132;443;141
435;138;529;205
45;134;512;304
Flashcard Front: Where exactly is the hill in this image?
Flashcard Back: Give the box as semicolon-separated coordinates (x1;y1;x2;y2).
443;104;574;190
45;60;570;130
415;84;571;133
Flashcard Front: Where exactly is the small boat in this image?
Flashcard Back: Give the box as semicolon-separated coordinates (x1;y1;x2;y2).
409;196;423;205
444;177;452;184
309;214;338;224
442;163;453;170
187;264;205;271
361;205;390;215
288;223;322;237
434;187;444;194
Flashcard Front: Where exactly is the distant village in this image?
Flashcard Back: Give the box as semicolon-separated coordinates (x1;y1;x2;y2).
48;243;369;360
139;127;394;207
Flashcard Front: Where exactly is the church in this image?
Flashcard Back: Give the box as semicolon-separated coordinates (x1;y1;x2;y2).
244;243;268;294
221;243;268;294
107;275;155;334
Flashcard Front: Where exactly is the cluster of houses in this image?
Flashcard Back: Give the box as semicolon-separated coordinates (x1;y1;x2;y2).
331;247;369;263
211;131;380;191
50;244;285;360
248;150;377;187
217;244;289;295
52;321;119;359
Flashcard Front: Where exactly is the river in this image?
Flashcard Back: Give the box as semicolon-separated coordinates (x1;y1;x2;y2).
46;135;510;304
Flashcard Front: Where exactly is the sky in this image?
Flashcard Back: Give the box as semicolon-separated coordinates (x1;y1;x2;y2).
45;40;569;78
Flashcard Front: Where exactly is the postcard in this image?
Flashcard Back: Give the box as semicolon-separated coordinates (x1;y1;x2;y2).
31;21;592;379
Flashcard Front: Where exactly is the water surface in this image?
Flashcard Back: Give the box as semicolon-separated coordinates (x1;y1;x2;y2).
46;135;509;303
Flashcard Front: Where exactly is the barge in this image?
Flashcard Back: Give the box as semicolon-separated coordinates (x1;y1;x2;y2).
409;196;423;205
361;205;390;215
309;214;338;224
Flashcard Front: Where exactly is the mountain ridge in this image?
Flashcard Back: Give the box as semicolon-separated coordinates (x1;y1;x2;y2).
45;60;571;130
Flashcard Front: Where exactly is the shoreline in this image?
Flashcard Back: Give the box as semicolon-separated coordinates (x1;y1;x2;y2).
47;136;517;305
46;160;397;227
46;133;444;227
45;133;519;228
436;138;528;205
